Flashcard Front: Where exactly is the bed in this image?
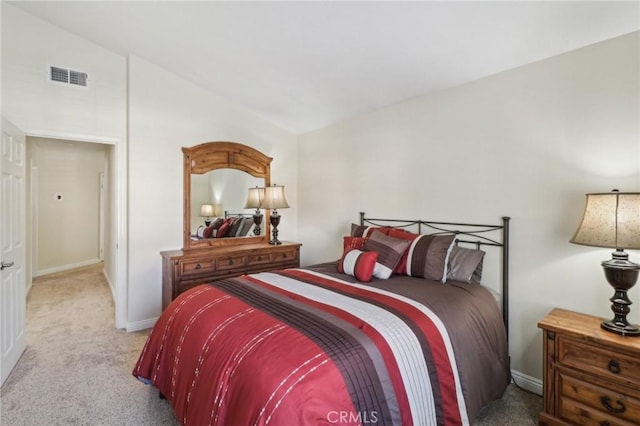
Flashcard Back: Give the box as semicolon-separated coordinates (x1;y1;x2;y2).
134;213;511;425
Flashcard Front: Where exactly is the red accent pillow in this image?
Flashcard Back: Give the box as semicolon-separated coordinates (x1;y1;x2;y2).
338;249;378;282
343;236;369;251
203;225;215;238
215;219;233;238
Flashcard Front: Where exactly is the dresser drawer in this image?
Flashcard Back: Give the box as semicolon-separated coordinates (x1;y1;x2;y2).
181;259;216;276
247;252;272;266
216;254;246;271
271;248;297;263
558;372;640;425
558;336;640;386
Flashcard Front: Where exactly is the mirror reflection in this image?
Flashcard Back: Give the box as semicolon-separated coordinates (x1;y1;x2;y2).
190;168;264;237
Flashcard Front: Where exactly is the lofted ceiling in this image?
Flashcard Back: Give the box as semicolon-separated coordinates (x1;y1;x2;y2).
8;1;640;134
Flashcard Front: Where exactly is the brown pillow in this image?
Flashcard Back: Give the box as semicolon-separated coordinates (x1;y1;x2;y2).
363;231;410;279
406;234;456;282
447;246;485;284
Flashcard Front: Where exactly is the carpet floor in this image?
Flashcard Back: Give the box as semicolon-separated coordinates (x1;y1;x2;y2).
1;264;541;425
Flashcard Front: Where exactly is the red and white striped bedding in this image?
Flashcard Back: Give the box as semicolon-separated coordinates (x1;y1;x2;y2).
133;265;509;425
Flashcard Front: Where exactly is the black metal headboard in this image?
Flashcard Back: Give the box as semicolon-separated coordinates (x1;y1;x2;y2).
359;212;511;336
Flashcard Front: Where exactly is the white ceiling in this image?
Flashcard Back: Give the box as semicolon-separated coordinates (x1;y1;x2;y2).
9;1;640;134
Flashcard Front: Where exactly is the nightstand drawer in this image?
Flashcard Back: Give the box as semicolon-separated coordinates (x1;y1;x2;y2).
559;397;637;426
217;255;246;270
181;259;216;276
559;373;640;425
558;337;640;386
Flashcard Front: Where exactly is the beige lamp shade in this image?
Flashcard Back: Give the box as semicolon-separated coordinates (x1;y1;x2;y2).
244;187;265;209
570;192;640;250
199;204;215;217
261;185;290;210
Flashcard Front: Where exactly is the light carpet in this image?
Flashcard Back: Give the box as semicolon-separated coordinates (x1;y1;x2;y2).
1;264;541;425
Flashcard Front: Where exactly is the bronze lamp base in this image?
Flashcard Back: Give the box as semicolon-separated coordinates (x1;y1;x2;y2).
600;250;640;337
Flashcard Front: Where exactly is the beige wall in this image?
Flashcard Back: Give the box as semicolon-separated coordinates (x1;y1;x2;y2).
29;138;108;275
127;55;298;327
298;32;640;385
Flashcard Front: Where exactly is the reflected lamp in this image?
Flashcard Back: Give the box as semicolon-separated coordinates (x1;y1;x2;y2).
244;187;265;236
199;204;215;227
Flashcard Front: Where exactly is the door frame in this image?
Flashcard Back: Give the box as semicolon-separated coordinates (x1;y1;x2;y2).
25;130;127;329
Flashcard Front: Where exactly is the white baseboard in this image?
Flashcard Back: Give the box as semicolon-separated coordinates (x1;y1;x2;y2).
34;258;102;277
126;317;158;332
511;369;543;395
102;268;116;304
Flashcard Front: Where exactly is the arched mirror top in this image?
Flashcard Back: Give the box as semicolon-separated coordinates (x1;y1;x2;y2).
183;141;272;249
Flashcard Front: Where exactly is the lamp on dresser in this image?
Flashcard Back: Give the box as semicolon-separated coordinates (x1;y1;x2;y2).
261;184;289;245
570;190;640;336
244;186;265;236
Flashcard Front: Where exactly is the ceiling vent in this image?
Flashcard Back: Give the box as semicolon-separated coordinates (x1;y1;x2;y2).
49;66;88;87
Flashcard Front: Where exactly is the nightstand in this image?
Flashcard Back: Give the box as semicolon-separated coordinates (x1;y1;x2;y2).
538;308;640;425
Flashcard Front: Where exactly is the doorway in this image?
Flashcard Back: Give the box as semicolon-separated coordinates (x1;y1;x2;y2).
28;137;108;279
23;132;126;330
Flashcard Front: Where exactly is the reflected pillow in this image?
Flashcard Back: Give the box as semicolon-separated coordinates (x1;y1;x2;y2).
228;217;243;236
203;225;215;238
338;249;378;282
215;218;233;238
447;246;485;284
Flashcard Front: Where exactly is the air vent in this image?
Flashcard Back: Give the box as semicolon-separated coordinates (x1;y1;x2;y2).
49;66;88;87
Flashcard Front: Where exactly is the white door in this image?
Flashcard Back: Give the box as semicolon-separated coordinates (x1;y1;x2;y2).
1;117;26;385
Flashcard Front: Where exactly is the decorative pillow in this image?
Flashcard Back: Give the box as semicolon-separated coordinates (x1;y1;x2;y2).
228;217;243;236
196;226;205;239
350;224;394;238
387;228;421;275
405;233;456;282
363;231;411;279
447;246;485;284
203;224;215;238
343;236;369;251
237;218;254;237
215;219;233;238
210;217;224;230
338;249;378;282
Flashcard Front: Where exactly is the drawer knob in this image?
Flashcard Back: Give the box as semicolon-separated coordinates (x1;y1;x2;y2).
195;263;202;270
600;396;626;414
229;259;234;265
607;359;621;374
600;422;610;426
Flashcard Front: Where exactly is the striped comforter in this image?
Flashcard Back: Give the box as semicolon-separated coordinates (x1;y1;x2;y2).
133;265;509;425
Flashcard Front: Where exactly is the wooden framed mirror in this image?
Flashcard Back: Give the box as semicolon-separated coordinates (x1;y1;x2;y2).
183;141;272;249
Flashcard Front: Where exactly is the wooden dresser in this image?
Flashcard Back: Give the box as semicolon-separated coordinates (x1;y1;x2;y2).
161;242;301;310
538;308;640;426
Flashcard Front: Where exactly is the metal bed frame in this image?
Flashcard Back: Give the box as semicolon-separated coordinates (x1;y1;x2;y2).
358;212;511;337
